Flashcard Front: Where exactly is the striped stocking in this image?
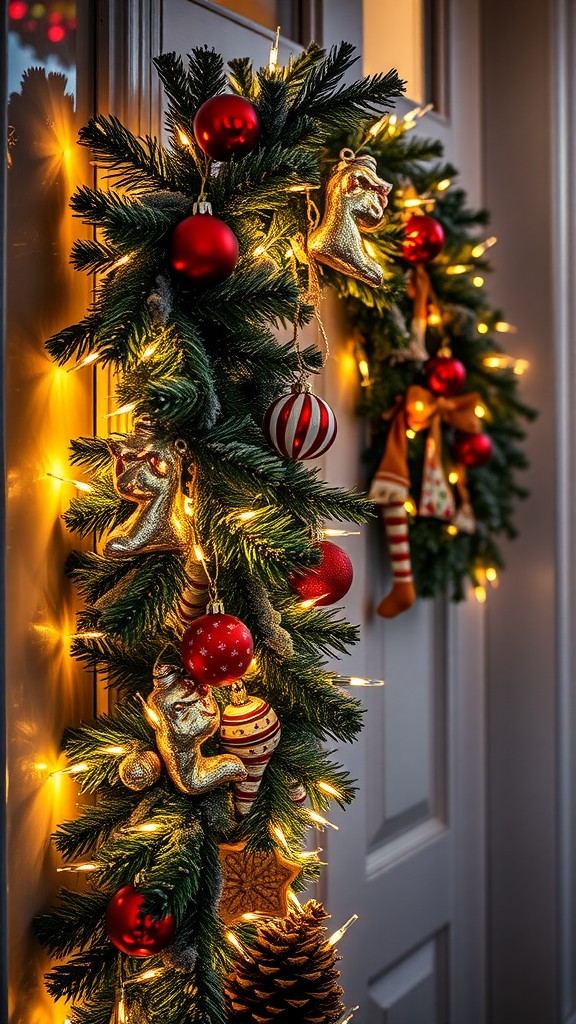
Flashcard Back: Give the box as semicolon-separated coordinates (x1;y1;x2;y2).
377;500;416;618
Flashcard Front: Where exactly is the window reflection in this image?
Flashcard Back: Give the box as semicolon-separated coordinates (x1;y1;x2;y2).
210;0;300;41
8;1;76;98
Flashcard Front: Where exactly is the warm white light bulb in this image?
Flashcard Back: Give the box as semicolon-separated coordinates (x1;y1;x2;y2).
328;913;359;946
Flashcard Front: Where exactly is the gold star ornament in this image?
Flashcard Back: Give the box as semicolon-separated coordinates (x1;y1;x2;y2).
218;840;300;925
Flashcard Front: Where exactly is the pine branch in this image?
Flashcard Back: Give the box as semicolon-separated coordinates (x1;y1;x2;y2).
78;115;178;192
53;792;142;859
35;889;110;958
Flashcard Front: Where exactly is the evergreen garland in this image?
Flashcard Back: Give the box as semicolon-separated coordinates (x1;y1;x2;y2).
36;43;403;1024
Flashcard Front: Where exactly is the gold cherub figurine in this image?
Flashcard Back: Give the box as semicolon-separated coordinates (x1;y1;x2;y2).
104;416;190;557
147;664;247;796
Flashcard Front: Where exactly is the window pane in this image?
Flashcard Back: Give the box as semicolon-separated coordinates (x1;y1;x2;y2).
210;0;299;40
363;0;446;112
8;0;77;98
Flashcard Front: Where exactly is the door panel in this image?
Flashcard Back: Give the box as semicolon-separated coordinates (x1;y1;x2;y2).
367;935;447;1024
321;2;486;1022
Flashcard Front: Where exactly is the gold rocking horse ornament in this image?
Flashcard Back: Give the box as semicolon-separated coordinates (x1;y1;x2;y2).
308;149;392;287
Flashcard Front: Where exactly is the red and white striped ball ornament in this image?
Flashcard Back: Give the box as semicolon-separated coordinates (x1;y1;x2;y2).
220;682;281;818
263;381;337;461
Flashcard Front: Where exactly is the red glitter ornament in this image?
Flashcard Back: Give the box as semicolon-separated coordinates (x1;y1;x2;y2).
453;431;493;468
105;884;176;957
425;355;467;396
181;611;254;687
290;541;353;607
402;214;445;264
169;209;238;286
193;94;261;161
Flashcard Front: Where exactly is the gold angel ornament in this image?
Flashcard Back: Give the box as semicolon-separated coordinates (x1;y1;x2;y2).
105;416;190;557
147;663;247;796
308;149;392;287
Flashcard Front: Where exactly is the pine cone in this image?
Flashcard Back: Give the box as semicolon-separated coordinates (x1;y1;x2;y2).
225;900;345;1024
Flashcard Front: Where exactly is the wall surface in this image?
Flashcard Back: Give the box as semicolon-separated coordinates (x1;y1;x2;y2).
481;0;570;1021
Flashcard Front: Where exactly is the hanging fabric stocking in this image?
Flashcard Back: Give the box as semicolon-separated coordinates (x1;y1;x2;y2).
378;500;416;618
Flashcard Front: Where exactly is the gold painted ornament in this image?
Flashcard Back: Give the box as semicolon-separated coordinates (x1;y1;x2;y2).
105;416;190;557
220;681;281;819
118;749;162;791
147;663;247;796
218;840;300;925
308;149;392;287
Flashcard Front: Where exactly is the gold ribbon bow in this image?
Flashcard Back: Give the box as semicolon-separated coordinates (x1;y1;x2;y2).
370;384;481;508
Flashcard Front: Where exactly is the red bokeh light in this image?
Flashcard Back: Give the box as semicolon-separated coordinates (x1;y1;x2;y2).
47;23;66;41
8;1;29;19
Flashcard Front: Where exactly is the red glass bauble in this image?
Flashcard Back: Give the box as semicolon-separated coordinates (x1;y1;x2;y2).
181;612;254;686
402;214;445;264
193;95;261;161
453;431;493;468
105;885;176;957
290;541;353;607
425;356;467;396
169;213;239;285
263;386;337;461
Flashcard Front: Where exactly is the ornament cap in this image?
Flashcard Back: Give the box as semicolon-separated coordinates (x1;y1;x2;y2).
291;378;313;395
229;680;249;706
193;200;213;215
206;599;225;615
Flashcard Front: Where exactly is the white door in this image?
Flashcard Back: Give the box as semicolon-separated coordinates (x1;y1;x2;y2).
124;3;487;1021
321;2;487;1022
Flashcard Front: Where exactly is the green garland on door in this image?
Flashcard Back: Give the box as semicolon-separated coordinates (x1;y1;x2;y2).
320;112;536;611
34;42;403;1024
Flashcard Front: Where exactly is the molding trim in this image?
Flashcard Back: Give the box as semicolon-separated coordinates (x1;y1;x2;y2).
96;0;163;132
553;0;576;1019
0;1;7;1019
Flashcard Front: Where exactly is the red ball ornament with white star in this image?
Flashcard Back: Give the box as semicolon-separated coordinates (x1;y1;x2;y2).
290;540;353;607
105;884;176;957
193;94;261;161
263;381;337;461
180;605;254;687
425;355;466;396
402;214;445;264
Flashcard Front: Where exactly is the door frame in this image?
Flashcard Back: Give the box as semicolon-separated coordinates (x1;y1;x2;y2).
1;3;9;1020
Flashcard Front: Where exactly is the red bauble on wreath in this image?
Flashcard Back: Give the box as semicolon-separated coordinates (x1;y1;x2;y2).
402;214;445;264
290;540;353;607
453;430;493;468
181;608;254;686
169;203;239;285
425;355;467;396
193;94;261;161
263;382;337;461
105;884;176;957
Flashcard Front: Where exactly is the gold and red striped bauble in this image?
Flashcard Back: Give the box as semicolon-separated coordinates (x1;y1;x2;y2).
220;684;281;818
